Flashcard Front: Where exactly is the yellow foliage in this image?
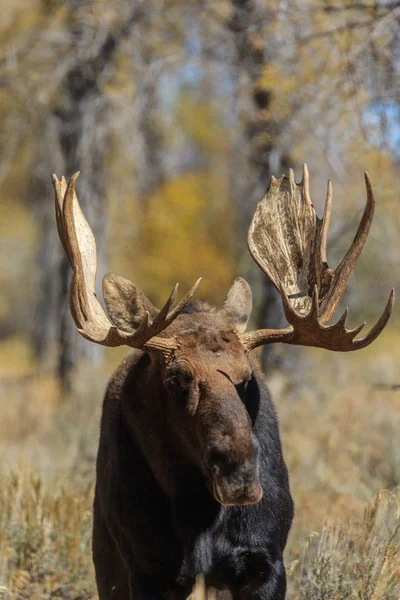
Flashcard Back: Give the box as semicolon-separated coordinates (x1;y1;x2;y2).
131;172;236;307
257;64;297;120
0;335;36;378
0;1;41;35
177;98;231;153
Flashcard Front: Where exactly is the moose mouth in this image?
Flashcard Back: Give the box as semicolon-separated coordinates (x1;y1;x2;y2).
211;472;263;507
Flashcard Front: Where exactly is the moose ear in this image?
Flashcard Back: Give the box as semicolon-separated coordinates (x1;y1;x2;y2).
102;273;159;332
223;277;252;334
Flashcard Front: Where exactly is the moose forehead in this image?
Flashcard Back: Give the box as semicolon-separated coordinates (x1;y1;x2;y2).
165;314;251;383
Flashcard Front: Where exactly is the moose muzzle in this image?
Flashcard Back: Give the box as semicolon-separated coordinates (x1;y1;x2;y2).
210;455;263;506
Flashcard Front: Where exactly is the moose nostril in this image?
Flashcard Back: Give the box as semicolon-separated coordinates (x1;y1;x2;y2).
206;448;230;470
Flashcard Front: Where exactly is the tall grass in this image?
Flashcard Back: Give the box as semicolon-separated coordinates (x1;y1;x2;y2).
0;469;398;599
0;468;96;599
287;490;400;599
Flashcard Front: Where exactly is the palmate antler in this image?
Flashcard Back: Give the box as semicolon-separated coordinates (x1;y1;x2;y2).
53;172;201;356
240;165;394;352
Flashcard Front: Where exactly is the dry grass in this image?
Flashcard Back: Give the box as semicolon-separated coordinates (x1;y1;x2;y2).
0;333;399;598
277;341;400;554
0;470;397;600
0;468;96;599
287;490;400;599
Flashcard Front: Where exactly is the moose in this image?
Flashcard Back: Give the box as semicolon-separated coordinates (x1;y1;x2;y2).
53;165;394;599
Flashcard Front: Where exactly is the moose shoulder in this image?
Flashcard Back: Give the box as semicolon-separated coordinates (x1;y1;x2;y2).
53;166;394;599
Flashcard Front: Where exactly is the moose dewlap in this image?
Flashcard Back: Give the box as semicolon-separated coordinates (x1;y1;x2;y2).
53;165;394;599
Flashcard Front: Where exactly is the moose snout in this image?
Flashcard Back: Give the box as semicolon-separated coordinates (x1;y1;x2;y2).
207;447;263;506
213;472;263;506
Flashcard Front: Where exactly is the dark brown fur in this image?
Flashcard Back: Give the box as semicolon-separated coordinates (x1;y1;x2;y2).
93;297;293;599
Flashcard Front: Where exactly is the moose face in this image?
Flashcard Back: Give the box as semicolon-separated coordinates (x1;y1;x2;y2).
161;315;262;507
93;270;262;506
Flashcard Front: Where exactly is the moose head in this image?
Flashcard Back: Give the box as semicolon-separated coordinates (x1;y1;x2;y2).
53;166;394;506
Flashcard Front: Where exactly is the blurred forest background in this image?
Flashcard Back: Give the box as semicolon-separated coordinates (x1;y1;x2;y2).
0;0;399;598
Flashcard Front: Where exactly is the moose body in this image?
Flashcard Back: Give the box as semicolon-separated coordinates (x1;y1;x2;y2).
93;302;294;599
52;165;394;600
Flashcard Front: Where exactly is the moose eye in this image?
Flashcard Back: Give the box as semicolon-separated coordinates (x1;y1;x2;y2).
236;373;253;400
166;371;193;389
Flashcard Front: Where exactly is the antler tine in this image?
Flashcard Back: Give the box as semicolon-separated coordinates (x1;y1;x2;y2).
320;178;332;266
241;165;395;353
53;174;71;262
139;279;202;357
352;288;395;349
302;163;312;206
166;278;202;322
58;172;122;345
313;177;333;292
53;173;201;353
320;172;375;323
155;283;179;323
140;277;202;340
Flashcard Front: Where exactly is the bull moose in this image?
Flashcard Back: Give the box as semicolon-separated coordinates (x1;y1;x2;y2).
53;165;394;599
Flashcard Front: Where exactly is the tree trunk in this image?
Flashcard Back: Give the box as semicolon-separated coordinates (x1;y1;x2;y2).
32;7;141;389
228;0;298;371
132;8;165;201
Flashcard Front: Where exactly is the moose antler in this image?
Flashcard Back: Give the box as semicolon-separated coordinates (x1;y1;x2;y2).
241;165;394;352
53;172;200;355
